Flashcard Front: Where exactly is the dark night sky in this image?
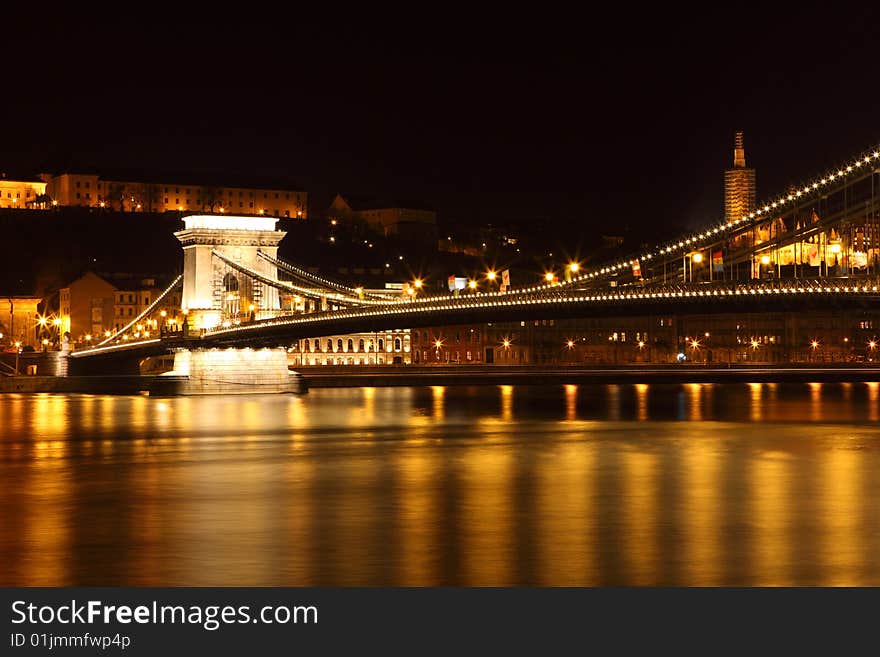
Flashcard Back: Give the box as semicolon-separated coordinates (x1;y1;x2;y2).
3;9;878;246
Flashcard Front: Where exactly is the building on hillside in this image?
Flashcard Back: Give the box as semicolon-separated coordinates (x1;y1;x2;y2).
40;172;308;218
724;131;756;223
328;194;437;242
0;173;48;209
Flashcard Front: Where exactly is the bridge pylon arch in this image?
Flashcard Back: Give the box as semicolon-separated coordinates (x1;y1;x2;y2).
174;214;286;331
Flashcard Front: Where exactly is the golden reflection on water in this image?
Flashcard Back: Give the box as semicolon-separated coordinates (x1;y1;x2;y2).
751;449;792;585
394;446;440;585
809;382;823;422
1;385;879;586
431;386;445;420
635;384;649;422
686;383;703;421
749;382;763;421
819;447;862;586
461;447;514;585
621;449;659;585
867;382;879;422
535;441;596;585
499;385;513;421
681;434;720;585
564;384;577;421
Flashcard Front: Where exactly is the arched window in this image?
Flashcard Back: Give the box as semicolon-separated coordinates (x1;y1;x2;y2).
347;338;353;352
314;339;320;352
358;339;365;352
337;339;343;352
327;339;333;352
222;273;240;318
394;338;401;351
378;339;384;351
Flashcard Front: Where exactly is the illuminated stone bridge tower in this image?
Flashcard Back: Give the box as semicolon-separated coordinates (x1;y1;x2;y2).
164;215;299;394
175;214;286;331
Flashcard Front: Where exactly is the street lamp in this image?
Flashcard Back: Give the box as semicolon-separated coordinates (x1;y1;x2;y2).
467;279;478;292
486;270;497;282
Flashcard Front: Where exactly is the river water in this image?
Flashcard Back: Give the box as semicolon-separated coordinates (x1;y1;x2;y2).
1;382;879;586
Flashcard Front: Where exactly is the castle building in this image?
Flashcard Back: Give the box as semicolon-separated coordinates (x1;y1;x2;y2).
0;174;47;208
724;131;756;223
40;172;307;218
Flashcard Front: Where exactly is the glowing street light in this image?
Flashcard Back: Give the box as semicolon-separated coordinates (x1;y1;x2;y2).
811;339;820;350
692;252;703;264
413;278;423;289
468;279;478;290
545;272;556;283
760;254;771;265
486;270;497;282
869;340;877;351
638;340;646;349
566;340;574;349
750;339;760;350
568;262;580;273
502;338;511;349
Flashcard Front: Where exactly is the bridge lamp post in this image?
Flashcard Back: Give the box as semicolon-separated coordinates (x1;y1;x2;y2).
810;339;820;363
868;340;877;363
37;315;48;344
684;252;702;282
52;317;62;348
468;279;478;293
565;262;580;282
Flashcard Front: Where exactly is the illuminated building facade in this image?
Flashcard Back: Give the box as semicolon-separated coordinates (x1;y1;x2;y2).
41;173;307;218
410;326;486;364
58;272;117;343
291;330;412;366
0;175;47;208
724;131;756;223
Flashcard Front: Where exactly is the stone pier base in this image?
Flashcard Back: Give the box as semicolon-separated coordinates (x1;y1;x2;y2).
150;347;306;395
